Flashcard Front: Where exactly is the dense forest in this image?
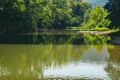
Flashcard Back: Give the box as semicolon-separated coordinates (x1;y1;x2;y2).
0;0;119;33
104;0;120;28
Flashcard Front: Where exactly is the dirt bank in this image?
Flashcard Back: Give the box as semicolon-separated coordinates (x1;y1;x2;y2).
78;30;117;35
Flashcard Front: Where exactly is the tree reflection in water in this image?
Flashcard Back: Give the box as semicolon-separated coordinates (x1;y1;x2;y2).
0;33;119;80
105;45;120;80
0;45;88;79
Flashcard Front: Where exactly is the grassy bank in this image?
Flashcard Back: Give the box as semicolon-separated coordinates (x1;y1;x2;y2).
67;27;110;31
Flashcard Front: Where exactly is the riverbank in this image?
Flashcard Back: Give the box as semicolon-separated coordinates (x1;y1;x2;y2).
78;30;118;35
67;27;119;35
108;31;120;45
21;29;119;35
0;29;119;45
0;28;118;36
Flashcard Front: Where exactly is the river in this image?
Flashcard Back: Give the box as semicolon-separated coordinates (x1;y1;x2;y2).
0;33;120;80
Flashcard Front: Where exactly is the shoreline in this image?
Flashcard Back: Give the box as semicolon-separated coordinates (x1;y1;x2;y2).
78;30;118;35
0;29;119;35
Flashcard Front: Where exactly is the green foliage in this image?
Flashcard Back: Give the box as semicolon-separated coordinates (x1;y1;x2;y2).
91;27;110;31
0;0;112;33
71;1;91;26
104;0;120;28
83;33;110;44
0;0;42;33
0;0;92;33
82;6;111;29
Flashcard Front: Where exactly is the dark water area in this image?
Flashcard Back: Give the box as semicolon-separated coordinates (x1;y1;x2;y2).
108;31;120;45
0;32;120;80
0;34;83;44
0;32;111;45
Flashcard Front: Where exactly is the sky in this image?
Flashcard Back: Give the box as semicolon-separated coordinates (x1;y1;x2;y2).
83;0;108;7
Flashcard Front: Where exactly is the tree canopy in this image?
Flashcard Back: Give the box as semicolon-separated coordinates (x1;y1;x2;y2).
104;0;120;28
0;0;92;33
82;6;111;29
0;0;112;34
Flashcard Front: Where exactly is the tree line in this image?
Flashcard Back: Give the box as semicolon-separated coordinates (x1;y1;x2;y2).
104;0;120;28
0;0;119;33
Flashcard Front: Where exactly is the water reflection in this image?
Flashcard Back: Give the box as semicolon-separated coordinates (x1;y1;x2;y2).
0;45;85;79
0;33;110;45
44;45;110;80
0;33;119;80
106;45;120;80
44;62;109;79
83;33;110;45
0;44;120;79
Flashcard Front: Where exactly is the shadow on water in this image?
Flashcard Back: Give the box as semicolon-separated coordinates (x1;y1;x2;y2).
108;31;120;45
0;32;111;45
105;45;120;80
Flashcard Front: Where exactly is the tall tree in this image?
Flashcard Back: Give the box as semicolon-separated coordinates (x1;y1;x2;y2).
82;6;111;29
71;1;91;26
0;0;19;33
0;0;42;33
23;0;42;32
52;0;73;29
104;0;120;28
37;0;53;29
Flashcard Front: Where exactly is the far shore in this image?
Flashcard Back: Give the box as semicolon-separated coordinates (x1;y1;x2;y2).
77;30;118;35
20;29;119;35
